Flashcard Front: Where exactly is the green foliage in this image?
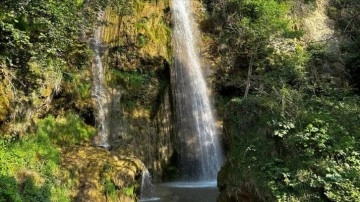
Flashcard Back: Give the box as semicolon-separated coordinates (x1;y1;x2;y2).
102;177;118;200
0;176;22;202
106;69;154;109
37;113;96;146
217;2;360;196
0;0;95;134
0;112;95;201
20;178;51;202
0;134;69;201
107;69;149;90
225;94;360;201
121;185;135;197
220;0;296;55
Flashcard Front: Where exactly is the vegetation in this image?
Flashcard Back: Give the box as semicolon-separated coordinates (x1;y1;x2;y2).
209;0;360;201
1;0;359;201
0;114;79;201
0;0;94;199
0;0;144;201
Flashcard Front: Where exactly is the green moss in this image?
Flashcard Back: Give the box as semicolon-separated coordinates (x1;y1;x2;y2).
106;69;149;90
120;185;135;197
37;113;96;146
102;177;118;201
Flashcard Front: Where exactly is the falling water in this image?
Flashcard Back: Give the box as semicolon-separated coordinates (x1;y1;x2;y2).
140;169;158;201
172;0;223;181
92;11;110;149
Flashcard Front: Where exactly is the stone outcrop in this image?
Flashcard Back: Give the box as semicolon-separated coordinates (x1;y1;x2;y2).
61;146;144;202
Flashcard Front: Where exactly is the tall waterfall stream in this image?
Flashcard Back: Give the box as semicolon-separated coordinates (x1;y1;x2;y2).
172;0;224;182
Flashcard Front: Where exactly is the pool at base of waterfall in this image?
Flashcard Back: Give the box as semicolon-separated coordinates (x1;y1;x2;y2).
140;182;219;202
163;180;217;188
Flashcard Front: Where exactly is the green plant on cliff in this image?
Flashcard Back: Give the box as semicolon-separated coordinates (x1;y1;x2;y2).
0;134;66;201
37;113;96;146
0;112;97;201
0;0;92;135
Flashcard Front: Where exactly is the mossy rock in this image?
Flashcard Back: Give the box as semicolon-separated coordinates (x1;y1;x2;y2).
101;0;171;63
61;146;144;202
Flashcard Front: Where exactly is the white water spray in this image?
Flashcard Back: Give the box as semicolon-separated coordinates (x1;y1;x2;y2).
172;0;224;181
140;168;159;201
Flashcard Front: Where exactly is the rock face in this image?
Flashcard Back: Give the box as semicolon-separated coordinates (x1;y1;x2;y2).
91;0;176;181
61;146;144;202
217;164;268;202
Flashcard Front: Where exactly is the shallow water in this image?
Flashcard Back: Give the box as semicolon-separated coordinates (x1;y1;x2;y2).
140;182;218;202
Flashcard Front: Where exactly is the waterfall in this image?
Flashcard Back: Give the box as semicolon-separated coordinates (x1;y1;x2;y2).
92;11;110;149
139;169;157;201
172;0;224;181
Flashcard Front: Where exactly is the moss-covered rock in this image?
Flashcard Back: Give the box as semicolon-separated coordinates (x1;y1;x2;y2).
0;82;11;123
88;0;176;181
101;0;171;62
61;146;144;202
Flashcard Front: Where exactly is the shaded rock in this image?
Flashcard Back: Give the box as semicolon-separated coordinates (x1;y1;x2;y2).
217;99;276;202
217;163;273;202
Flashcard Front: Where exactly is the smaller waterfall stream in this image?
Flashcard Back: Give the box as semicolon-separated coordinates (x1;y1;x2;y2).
140;168;159;201
92;11;110;149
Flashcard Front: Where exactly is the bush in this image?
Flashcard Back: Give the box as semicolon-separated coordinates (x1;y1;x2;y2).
0;176;21;202
225;95;360;201
20;178;51;202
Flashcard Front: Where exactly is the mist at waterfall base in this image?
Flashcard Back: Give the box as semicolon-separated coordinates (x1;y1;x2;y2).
140;169;160;202
172;0;224;183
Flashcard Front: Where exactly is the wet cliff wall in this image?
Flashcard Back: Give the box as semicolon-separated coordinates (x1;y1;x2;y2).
95;0;176;181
